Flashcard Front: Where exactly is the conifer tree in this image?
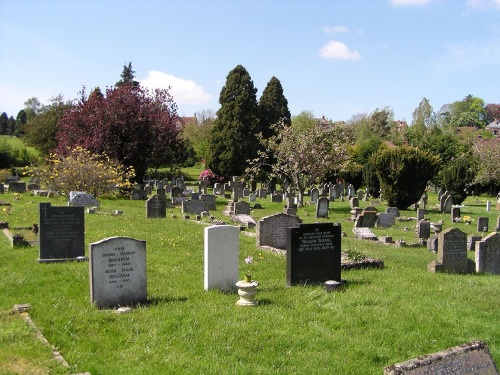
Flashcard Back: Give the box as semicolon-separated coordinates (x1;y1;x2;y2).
259;76;291;139
207;65;260;177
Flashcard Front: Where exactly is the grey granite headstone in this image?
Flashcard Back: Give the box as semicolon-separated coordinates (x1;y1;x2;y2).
90;236;147;309
316;197;329;218
310;188;319;203
376;213;395;228
477;217;489;232
256;213;301;250
200;194;216;211
146;194;166;218
39;203;85;262
432;228;468;273
182;199;206;215
384;340;498;375
416;221;431;240
204;225;239;291
8;181;26;193
476;232;500;274
69;191;100;208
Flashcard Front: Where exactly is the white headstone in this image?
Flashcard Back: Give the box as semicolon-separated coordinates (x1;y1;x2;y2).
89;236;147;309
204;225;239;291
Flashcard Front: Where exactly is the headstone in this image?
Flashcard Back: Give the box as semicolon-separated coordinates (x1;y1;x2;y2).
155;188;165;199
286;223;342;286
497;216;500;232
432;228;468;273
376;213;395;228
249;193;256;202
213;183;224;195
451;206;461;222
146;194;166;218
39;203;84;262
421;191;428;209
467;235;483;251
199;194;216;211
182;200;206;215
350;197;359;208
354;207;378;228
416;221;431;240
310;188;319;203
89;236;147;309
8;181;26;193
144;186;152;196
353;227;378;241
171;186;183;198
232;214;257;229
386;207;400;217
176;178;185;190
131;189;147;200
271;194;283;203
477;217;489;232
427;235;438;253
416;208;425;221
486;200;492;212
27;183;40;191
204;225;239;291
316;197;329;218
384;340;499;375
443;194;453;214
68;192;100;208
256;213;301;250
357;190;363;201
256;188;267;199
476;232;500;274
347;184;355;198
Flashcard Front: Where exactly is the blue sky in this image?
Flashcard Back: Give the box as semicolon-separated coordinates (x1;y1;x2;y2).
1;0;499;122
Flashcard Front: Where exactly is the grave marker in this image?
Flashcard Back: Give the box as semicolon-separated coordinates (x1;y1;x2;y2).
316;197;329;218
39;203;85;262
286;223;341;286
89;236;147;309
476;232;500;274
69;191;100;208
204;225;239;291
256;213;301;250
146;194;166;218
431;228;468;273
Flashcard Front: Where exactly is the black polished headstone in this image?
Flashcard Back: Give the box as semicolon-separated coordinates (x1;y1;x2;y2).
286;223;341;286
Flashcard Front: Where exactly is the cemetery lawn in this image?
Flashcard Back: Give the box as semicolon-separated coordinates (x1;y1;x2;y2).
1;192;500;374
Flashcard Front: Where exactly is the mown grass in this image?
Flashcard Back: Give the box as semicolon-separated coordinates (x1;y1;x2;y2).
0;190;499;374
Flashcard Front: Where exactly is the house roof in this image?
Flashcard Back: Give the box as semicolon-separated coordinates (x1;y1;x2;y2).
486;120;500;129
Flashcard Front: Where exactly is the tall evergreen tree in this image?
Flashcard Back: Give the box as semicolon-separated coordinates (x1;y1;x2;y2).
207;65;260;177
116;62;139;88
259;76;291;139
15;110;27;136
0;112;8;135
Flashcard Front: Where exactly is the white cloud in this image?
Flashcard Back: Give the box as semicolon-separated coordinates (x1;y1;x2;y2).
467;0;500;10
390;0;433;6
434;41;500;72
323;26;349;34
140;71;211;105
319;41;361;61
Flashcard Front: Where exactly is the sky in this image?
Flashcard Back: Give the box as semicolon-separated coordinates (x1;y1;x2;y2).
1;0;499;123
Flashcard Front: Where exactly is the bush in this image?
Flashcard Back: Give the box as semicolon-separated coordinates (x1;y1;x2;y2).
370;146;441;209
438;154;477;205
33;146;135;198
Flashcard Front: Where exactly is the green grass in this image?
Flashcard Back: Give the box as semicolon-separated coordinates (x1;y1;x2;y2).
0;136;40;169
1;191;500;374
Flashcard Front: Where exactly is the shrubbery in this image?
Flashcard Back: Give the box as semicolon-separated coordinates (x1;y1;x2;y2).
438;154;477;205
31;146;135;198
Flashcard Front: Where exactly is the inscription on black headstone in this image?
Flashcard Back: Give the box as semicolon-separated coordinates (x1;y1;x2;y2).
39;202;85;262
287;223;341;286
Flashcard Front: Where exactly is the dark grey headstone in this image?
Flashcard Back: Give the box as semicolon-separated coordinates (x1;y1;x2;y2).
416;221;431;240
200;194;216;211
257;213;301;250
476;232;500;274
8;181;26;193
89;236;147;309
182;199;206;215
287;223;341;285
146;194;166;218
384;341;499;375
316;197;329;218
477;217;489;232
39;203;84;262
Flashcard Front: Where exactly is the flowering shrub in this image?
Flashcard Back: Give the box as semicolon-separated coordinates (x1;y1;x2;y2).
32;146;135;198
198;169;218;185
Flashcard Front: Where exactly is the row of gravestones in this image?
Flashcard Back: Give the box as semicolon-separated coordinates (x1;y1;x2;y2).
145;194;217;218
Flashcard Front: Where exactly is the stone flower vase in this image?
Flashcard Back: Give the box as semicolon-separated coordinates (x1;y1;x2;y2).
235;275;259;307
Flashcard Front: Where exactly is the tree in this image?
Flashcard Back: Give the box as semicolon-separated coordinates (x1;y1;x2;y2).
181;109;215;163
247;111;354;206
258;76;291;139
444;95;487;128
370;146;441;209
438;154;477;205
485;103;500;123
23;95;71;155
0;112;8;135
407;98;435;147
116;62;139;88
207;65;260;177
473;138;500;193
15;110;27;136
23;97;42;120
56;84;184;182
371;107;394;138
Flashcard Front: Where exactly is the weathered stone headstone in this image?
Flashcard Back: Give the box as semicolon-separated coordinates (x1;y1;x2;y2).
451;206;460;222
316;197;329;218
69;191;100;208
310;188;319;203
146;194;166;218
354;207;378;228
353;227;378;241
204;225;239;291
232;214;256;229
467;234;483;251
476;232;500;274
386;207;400;217
131;188;147;200
430;228;468;273
8;181;26;193
176;178;185;190
287;223;342;286
171;186;183;198
416;221;431;240
182;199;206;215
155;188;165;199
486;200;492;212
39;203;85;262
200;194;216;211
256;213;301;250
249;193;256;202
443;194;453;214
384;341;499;375
89;236;147;309
477;217;489;232
213;183;224;195
350;197;359;208
256;188;267;199
376;213;396;228
271;193;283;203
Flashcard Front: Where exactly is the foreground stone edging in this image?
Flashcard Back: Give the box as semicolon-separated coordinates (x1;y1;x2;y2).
12;304;92;375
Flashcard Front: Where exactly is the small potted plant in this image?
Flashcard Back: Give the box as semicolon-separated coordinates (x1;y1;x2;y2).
236;255;259;307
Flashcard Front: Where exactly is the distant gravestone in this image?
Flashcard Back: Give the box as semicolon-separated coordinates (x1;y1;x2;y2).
233;214;257;229
376;213;395;228
182;199;206;215
213;183;224;195
200;194;216;211
171;186;183;198
234;201;250;215
146;194;166;218
89;236;147;309
476;232;500;274
451;206;460;222
386;207;400;217
8;181;26;193
440;191;449;212
155;188;165;199
477;217;489;232
131;188;147;200
430;228;468;273
416;208;425;221
443;194;453;214
467;234;483;252
256;213;301;250
486;200;492;212
256;188;267;199
286;223;342;286
310;188;319;203
316;197;329;218
69;191;100;207
249;193;256;202
204;225;239;291
416;221;431;240
384;341;499;375
176;178;185;190
354;207;378;228
350;197;359;208
39;203;85;262
271;194;283;203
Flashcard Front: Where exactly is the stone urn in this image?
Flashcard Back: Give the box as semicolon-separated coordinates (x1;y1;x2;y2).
235;278;259;307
